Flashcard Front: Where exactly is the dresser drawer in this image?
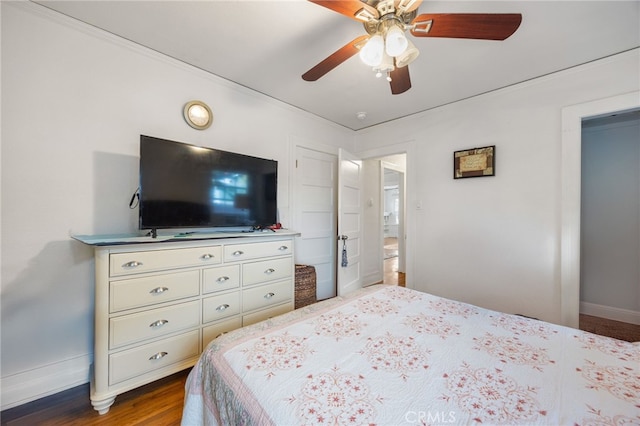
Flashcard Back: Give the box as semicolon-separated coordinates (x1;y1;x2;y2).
109;301;200;349
202;291;241;323
243;257;292;286
242;301;294;326
109;330;199;385
224;240;292;262
203;265;240;294
242;280;292;313
110;246;222;276
202;317;243;348
110;270;199;313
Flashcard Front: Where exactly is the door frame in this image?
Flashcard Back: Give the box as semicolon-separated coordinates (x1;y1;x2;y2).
381;160;406;275
561;91;640;328
357;141;416;289
291;137;417;293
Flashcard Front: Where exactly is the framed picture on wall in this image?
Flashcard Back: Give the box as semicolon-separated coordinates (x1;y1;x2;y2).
453;145;495;179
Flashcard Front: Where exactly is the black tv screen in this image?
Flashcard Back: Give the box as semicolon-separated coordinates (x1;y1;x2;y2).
139;135;277;231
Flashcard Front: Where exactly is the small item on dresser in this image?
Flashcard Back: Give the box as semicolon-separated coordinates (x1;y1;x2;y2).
266;222;282;231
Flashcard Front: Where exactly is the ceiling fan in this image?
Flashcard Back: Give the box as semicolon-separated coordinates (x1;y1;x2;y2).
302;0;522;95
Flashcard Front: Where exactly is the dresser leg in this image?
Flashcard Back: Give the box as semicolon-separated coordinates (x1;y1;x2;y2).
91;395;116;415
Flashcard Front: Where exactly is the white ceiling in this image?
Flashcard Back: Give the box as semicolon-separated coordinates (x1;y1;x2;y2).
36;1;639;131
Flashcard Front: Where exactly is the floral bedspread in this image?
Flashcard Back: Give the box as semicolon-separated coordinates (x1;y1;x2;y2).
182;285;640;425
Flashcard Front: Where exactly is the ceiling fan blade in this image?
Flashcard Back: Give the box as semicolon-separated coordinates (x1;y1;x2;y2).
390;66;411;95
302;35;370;82
308;0;379;22
411;13;522;40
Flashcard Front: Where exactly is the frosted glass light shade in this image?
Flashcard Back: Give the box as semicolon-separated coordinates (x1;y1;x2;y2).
373;52;395;77
395;39;419;68
385;26;408;57
359;35;384;67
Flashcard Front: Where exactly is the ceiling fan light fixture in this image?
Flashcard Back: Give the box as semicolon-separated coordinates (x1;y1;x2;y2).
359;34;384;67
395;39;420;68
373;52;394;78
303;1;524;96
385;25;408;57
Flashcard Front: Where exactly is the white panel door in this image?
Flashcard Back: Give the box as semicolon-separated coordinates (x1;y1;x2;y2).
337;149;363;296
294;147;338;300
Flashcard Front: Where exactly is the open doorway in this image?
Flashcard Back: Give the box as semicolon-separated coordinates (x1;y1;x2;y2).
380;156;406;286
579;109;640;341
561;91;639;328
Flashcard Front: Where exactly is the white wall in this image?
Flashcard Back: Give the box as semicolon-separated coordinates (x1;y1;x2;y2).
0;2;353;408
581;114;640;319
355;49;640;325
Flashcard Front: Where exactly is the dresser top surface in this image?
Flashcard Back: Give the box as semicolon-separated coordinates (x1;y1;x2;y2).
72;229;299;246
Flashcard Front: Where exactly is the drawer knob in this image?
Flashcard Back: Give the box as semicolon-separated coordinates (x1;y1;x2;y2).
265;268;276;274
123;260;143;268
149;351;168;361
232;250;244;256
217;276;230;283
149;286;169;295
149;319;169;328
201;253;215;260
264;292;275;299
278;245;288;251
216;304;230;311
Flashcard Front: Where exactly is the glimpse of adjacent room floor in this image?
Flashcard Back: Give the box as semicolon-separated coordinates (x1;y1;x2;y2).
383;237;405;286
579;313;640;342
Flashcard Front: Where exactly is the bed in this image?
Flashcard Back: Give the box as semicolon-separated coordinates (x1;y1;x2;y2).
182;285;640;425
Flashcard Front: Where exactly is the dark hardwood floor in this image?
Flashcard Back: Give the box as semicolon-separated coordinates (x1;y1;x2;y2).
1;369;190;426
579;313;640;342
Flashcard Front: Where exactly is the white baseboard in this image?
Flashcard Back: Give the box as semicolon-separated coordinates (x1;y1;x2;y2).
580;301;640;325
1;354;91;411
362;271;383;288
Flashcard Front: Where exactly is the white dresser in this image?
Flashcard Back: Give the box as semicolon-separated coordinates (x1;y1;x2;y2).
76;231;296;414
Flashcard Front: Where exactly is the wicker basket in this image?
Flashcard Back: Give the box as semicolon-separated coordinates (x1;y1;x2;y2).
295;264;317;309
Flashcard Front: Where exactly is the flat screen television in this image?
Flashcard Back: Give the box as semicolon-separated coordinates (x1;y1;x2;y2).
139;135;277;233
